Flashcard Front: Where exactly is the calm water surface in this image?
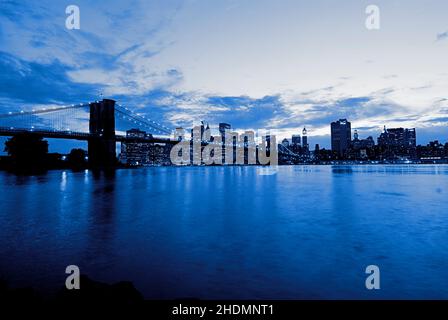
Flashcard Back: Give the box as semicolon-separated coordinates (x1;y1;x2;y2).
0;165;447;299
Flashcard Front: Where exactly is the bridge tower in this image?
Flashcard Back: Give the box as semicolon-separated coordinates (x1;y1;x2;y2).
88;99;116;167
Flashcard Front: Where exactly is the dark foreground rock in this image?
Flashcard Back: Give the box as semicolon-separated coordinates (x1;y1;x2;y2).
0;275;144;305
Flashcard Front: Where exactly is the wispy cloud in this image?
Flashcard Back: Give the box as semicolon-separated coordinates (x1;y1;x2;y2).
436;31;448;41
424;117;448;123
0;52;99;104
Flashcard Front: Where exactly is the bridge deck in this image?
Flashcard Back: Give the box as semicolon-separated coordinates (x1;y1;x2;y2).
0;127;177;144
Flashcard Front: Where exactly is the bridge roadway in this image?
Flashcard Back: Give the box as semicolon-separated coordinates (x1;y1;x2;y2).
0;127;178;145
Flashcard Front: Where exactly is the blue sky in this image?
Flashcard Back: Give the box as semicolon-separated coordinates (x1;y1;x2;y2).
1;0;448;151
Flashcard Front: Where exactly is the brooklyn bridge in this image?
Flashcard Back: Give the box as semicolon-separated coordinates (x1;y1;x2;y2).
0;99;177;167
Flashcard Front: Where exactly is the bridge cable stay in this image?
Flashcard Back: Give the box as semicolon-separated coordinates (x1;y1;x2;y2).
0;105;90;141
114;104;172;136
0;102;174;139
0;103;90;133
278;144;302;158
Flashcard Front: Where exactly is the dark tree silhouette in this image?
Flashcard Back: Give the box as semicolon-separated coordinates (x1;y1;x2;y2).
4;134;49;173
67;148;87;169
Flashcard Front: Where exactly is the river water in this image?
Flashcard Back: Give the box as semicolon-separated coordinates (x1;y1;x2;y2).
0;165;447;299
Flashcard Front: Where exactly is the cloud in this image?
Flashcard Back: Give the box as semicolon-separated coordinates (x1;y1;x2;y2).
424;117;448;123
0;51;99;105
436;31;448;41
0;0;49;23
0;0;182;67
117;92;285;131
383;75;398;79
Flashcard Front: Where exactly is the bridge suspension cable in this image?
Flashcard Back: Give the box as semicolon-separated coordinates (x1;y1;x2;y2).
0;101;172;137
0;103;91;133
0;103;89;119
278;144;302;158
114;104;172;135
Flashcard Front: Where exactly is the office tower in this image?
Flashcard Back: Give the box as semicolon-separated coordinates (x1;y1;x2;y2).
302;127;308;149
331;119;352;156
377;126;417;159
291;134;301;146
282;138;290;147
353;129;359;141
378;127;416;148
123;128;149;166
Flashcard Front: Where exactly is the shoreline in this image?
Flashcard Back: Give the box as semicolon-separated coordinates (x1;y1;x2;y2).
1;161;448;175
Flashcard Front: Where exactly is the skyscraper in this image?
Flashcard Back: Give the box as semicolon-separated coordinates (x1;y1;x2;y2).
353;129;359;141
377;126;417;159
292;134;301;146
331;119;352;156
122;128;149;166
378;127;416;148
302;127;308;149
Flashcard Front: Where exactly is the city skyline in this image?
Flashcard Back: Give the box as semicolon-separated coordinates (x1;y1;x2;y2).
1;104;448;158
1;0;448;152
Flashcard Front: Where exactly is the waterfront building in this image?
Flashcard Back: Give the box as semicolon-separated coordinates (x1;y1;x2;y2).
377;126;417;160
331;119;352;156
291;134;301;146
352;130;375;149
122;128;150;166
417;140;447;162
302;127;308;149
378;126;416;148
